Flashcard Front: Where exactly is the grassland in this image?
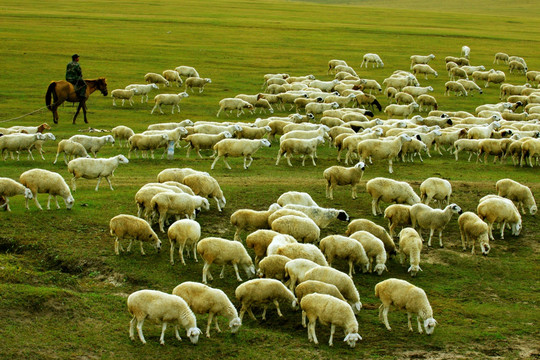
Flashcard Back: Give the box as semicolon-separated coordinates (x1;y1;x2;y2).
0;0;539;359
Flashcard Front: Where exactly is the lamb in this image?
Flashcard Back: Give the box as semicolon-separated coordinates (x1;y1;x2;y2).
143;72;170;87
508;60;527;75
276;191;318;207
319;235;369;277
458;212;491;256
453;139;482;161
281;203;349;228
301;293;362;348
175;65;200;79
375;278;437;334
419;177;452;208
457;79;483;95
416;94;438;112
412;64;438;80
444;81;468;96
184;77;212;93
256;254;291;281
0;177;33;211
271;215;320;244
196;237;255;284
449;66;468;81
302;266;362;313
168;219;201;265
110;89;135;106
395;92;415;105
305;102;340;116
276;242;328;266
323;161;366;199
211;138;271;170
162;70;183;87
216;98;254;117
19;169;74;210
127;289;201;345
246;229;282;264
345;218;396;255
361;53;384;68
67;154;129;191
151;92;189;114
235;278;296;321
398;228;423;277
157;167;208;183
493;52;509;64
477;195;522;240
172;282;241;338
384;103;419;119
276;136;324;167
68;134;115;158
410;54;435;69
52;139;90;165
348;230;388;275
230;203;282;241
128;133;169;159
402;85;434;97
366;177;420;216
125;83;159;103
150;192;210;232
109;214;161;255
111;125;135;147
0;133;46;161
410;203;463;247
184;131;232;158
496;178;537;215
461;45;471;58
357;134;413;173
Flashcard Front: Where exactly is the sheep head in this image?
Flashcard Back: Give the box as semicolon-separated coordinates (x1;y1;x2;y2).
344;333;362;348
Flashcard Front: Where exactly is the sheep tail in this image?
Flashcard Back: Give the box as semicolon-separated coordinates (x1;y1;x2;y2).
45;82;58;110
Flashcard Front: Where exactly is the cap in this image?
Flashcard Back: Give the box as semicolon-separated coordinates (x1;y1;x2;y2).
72;54;80;60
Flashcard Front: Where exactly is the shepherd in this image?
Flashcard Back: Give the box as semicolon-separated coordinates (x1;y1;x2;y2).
45;54;108;124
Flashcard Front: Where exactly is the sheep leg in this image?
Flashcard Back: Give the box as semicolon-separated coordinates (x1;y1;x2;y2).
416;316;424;334
129;316;137;341
126;239;133;252
245;155;253;169
348;261;354;278
213;314;222;332
192;245;198;262
388;159;393;174
104;176;114;191
438;230;444;248
275;151;283;166
139;241;146;256
210;155;220;170
136;318;146;344
329;324;336;346
308;319;319;344
310;154;316;166
222;156;232;170
174;325;182;341
159;322;168;345
286;153;293;167
427;229;435;247
407;313;414;332
371;198;379;216
273;300;283;317
206;314;214;337
169;241;176;265
500;221;506;239
261;306;268;320
381;305;392;330
202;262;210;284
232;263;243;282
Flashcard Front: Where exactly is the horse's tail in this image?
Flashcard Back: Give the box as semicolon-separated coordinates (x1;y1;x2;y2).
45;82;58;110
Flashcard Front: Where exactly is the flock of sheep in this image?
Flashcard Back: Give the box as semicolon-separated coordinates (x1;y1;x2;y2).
1;46;539;349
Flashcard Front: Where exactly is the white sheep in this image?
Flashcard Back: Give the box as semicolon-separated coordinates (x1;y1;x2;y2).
127;289;201;345
302;266;362;313
444;81;468;96
172;282;241;338
305;101;340;117
301;293;362;348
19;169;74;210
257;254;291;281
0;133;47;161
457;79;483;95
245;229;281;264
398;227;423;277
111;125;135;147
110;89;135;106
4;122;51;134
276;136;324;167
67;155;129;191
196;237;255;284
230;203;282;241
284;258;321;291
52;139;90;165
68;134;115;158
168;219;201;265
125;83;159;103
348;230;387;275
162;70;183;87
453;138;482;161
175;65;200;79
420;177;452;208
375;278;437;334
109;214;162;255
237;125;271;139
361;53;384;68
323;161;366;200
216;98;254;117
142;127;188;147
416;94;438;112
0;177;33;211
151;192;210;232
395;91;416;105
144;72;170;87
328;59;348;74
333;64;358;77
128;133;169;159
294;280;346;307
412;64;438;80
477;196;522;240
266;233;298;256
147;119;194;131
366;177;420;216
151;92;189;114
235;278;296;321
345;218;396;255
135;184;185;221
271;215;320;244
157;167;207;184
267;208;310;227
319;235;369;277
276;242;328;266
384;204;413;238
384;103;419;119
357;134;413;173
276;191;318;207
461;65;486;76
508;60;527;74
449;66;469;81
410;54;435;69
410;203;463;247
486;70;506;87
211;138;271;170
458;212;491;256
496;178;537;215
281;203;349;229
185;77;211;93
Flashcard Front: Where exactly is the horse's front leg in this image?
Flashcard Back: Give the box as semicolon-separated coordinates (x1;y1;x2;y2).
82;101;88;123
73;102;83;124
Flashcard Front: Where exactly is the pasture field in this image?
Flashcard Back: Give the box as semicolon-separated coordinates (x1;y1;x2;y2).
0;0;539;359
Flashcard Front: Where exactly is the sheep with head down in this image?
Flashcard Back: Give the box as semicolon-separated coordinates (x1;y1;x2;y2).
345;218;396;255
67;155;129;191
398;227;423;277
477;196;522;240
366;177;420;216
182;172;226;211
144;72;170;87
0;177;33;211
235;278;296;321
348;230;388;275
496;178;537;215
19;168;74;210
230;203;282;241
211;138;271;170
109;214;161;255
458;212;491;256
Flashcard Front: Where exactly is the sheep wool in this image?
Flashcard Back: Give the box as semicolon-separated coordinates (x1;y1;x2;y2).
398;227;423;276
168;219;201;265
67;155;129;191
256;254;291;281
348;230;388;275
182;172;226;211
345;218;396;255
410;203;463;247
109;214;161;255
282;203;349;228
284;258;321;292
230;203;282;241
19;168;74;210
496;178;537;215
319;235;369;278
458;212;491;256
366;177;420;216
235;278;296;321
271;215;320;244
0;177;33;211
245;229;281;264
323;162;366;200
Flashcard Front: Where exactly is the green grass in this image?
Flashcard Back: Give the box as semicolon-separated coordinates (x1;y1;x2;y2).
1;0;539;359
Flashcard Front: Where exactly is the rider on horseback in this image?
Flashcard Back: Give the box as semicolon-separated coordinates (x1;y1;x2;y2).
66;54;87;100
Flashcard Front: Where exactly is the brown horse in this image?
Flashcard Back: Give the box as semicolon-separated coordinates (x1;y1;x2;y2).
45;77;108;124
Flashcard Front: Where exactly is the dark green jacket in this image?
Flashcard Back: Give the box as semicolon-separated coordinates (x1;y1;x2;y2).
66;61;83;82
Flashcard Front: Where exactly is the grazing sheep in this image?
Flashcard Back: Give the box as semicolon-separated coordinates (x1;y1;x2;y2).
305;102;340;117
144;72;170;87
281;203;349;228
333;64;358;77
410;203;463;247
184;131;233;158
271;215;320;244
0;133;46;160
127;289;201;345
109;214;161;255
375;278;437;334
295;280;346;307
0;177;33;211
68;134;114;158
319;235;369;277
328;59;348;74
486;70;506;88
384;103;419;119
67;155;129;191
157;167;207;184
257;254;291;281
181;172;226;212
382;75;416;91
358;134;413;173
276;136;324;167
449;66;468;81
266;233;298;256
19;169;74;210
125;83;159;103
457;79;483;95
458;212;490;256
128;133;169;159
246;229;281;264
445;56;469;66
508;60;527;75
172;282;241;338
151;92;189;114
461;65;486;76
277;191;318;207
361;53;384;68
410;54;435;69
276;242;328;267
147;119;194;131
412;64;438;80
420;177;452;208
175;65;200;79
267;208;310;228
53;139;90;165
323;161;366;200
235;278;296;321
417;94;438;112
461;45;471;58
211;138;271;170
216;98;254;117
111;89;135;106
366;177;420;216
162;70;183;87
521;138;540;167
348;231;387;275
395;92;416;105
111;125;135;147
345;218;396;255
284;258;321;291
445;81;468;96
185;77;211;93
301;293;362;348
398;228;423;277
230;203;282;241
477;196;522;240
496;178;537;215
197;237;255;284
151;192;210;232
168;219;201;265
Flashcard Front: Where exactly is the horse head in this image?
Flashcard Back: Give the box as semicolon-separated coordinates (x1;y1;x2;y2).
97;77;108;96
